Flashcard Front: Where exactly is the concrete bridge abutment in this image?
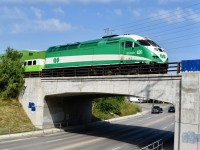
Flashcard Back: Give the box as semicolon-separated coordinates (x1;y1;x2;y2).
44;96;92;126
19;78;92;128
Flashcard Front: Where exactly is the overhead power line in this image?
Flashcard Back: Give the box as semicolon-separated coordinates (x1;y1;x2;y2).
107;2;200;31
166;43;200;50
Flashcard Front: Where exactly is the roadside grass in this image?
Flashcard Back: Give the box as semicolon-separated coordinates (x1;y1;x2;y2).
119;101;141;116
0;98;34;135
92;97;141;121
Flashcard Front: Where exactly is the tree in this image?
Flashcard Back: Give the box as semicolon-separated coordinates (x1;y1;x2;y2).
0;47;24;99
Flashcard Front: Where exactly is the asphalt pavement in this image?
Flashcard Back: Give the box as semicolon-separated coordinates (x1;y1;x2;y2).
0;103;174;150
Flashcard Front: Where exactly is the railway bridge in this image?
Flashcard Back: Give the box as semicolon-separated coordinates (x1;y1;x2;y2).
19;72;200;150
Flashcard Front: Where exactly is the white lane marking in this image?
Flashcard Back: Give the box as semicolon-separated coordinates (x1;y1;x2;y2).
0;137;38;144
46;139;63;143
163;126;168;129
111;147;121;150
163;122;175;129
44;132;65;137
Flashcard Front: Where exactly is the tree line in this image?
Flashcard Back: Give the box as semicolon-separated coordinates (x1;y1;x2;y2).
0;48;24;99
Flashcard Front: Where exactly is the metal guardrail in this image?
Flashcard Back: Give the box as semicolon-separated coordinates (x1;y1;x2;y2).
24;62;181;78
140;139;163;150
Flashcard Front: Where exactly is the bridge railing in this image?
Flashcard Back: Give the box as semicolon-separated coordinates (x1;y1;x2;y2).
140;139;163;150
24;62;181;78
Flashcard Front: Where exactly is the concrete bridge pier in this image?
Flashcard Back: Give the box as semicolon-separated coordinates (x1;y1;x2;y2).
175;73;200;150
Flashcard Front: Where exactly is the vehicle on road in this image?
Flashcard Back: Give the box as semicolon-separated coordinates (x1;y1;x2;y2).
151;106;162;114
160;107;163;113
168;106;175;113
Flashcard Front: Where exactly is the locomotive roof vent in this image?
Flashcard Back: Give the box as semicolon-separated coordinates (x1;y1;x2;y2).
102;34;119;39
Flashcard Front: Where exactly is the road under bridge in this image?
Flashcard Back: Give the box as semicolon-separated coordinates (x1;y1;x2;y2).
19;73;200;150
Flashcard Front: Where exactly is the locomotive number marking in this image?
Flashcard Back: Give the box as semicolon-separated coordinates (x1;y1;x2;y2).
137;50;142;55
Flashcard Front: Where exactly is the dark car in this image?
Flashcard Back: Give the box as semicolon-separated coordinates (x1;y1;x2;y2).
151;106;162;114
168;106;175;113
160;107;163;113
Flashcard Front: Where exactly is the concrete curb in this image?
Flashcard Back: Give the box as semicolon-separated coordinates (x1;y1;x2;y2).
105;110;149;122
0;128;61;140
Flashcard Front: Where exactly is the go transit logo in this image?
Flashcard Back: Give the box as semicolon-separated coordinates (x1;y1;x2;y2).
160;54;166;59
53;57;60;63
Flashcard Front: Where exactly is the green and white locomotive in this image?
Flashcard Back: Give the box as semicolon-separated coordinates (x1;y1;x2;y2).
2;34;168;76
45;34;168;69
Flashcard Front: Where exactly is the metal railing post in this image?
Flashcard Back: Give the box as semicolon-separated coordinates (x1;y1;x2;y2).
177;62;181;74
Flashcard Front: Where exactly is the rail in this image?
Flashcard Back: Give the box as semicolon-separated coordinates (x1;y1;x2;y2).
140;139;163;150
24;62;181;78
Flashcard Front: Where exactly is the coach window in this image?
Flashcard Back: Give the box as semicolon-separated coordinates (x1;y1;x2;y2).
33;60;36;65
121;42;124;48
24;62;27;66
28;61;32;66
125;41;133;48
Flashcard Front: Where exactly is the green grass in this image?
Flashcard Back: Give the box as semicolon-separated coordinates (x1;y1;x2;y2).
0;98;34;135
119;101;141;116
92;97;141;121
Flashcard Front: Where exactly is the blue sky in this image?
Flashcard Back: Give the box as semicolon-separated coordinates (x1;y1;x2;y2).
0;0;200;62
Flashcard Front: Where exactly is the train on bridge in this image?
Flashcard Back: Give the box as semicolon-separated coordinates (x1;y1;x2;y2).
1;34;170;77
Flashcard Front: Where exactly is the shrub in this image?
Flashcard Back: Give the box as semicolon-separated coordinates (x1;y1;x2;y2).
92;96;141;121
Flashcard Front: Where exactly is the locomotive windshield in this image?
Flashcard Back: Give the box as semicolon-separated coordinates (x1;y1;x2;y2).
147;40;160;47
137;40;160;48
137;40;150;46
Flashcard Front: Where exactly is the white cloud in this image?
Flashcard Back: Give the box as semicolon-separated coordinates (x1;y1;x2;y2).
11;19;75;34
31;7;42;19
150;8;200;23
0;7;26;19
158;0;188;4
96;12;103;17
187;9;200;22
114;9;122;16
0;26;3;35
34;19;73;31
53;7;65;16
0;0;110;3
0;0;139;4
131;9;141;17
